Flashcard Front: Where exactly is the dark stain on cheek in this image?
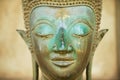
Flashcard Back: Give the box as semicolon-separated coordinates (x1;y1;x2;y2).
40;43;50;57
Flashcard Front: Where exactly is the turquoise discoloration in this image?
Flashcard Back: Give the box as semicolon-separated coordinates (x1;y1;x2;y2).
70;23;91;37
33;24;54;36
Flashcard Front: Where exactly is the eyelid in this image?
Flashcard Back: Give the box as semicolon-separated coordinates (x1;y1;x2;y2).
72;25;91;38
69;19;93;30
72;32;89;37
35;33;54;38
31;19;55;31
72;32;92;38
69;19;92;38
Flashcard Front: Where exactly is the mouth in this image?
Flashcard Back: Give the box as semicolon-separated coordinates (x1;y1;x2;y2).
51;57;75;67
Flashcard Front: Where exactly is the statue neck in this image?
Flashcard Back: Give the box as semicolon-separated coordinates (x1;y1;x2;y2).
41;74;83;80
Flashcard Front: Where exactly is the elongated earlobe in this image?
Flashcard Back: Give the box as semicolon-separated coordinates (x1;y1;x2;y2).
32;57;39;80
17;29;39;80
86;29;108;80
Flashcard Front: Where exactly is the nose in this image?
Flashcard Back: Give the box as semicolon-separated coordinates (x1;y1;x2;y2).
53;27;73;54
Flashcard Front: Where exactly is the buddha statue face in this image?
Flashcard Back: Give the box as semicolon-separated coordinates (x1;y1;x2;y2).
17;1;108;80
30;6;95;80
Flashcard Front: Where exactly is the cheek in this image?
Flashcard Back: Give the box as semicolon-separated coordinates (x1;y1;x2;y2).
72;38;88;53
72;35;93;58
32;36;50;56
74;39;87;62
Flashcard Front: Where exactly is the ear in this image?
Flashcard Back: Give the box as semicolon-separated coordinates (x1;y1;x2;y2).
16;29;31;47
95;29;108;47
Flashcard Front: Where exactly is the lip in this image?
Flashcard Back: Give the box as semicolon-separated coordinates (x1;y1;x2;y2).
51;58;75;67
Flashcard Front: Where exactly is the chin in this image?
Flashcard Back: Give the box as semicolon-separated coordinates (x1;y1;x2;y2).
49;63;82;79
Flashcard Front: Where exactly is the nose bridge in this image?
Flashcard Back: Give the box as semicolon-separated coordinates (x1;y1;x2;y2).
55;27;67;50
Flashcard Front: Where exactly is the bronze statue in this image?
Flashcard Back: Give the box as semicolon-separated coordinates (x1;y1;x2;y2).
17;0;108;80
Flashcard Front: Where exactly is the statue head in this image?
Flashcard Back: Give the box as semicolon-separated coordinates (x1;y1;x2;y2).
17;0;108;80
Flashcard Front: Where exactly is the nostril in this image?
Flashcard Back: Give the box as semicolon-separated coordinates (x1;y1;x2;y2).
53;44;57;51
52;43;73;54
67;44;73;52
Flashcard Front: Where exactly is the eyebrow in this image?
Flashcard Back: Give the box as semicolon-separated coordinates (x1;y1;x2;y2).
70;18;94;30
31;17;94;31
31;19;55;31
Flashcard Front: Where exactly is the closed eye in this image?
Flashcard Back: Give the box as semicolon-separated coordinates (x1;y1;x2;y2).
69;23;91;38
72;32;90;38
32;21;54;39
35;33;54;39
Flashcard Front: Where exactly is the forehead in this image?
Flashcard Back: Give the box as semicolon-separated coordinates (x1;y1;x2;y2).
30;6;95;28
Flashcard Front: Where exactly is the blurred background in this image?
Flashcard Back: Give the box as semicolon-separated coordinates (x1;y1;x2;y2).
0;0;119;80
